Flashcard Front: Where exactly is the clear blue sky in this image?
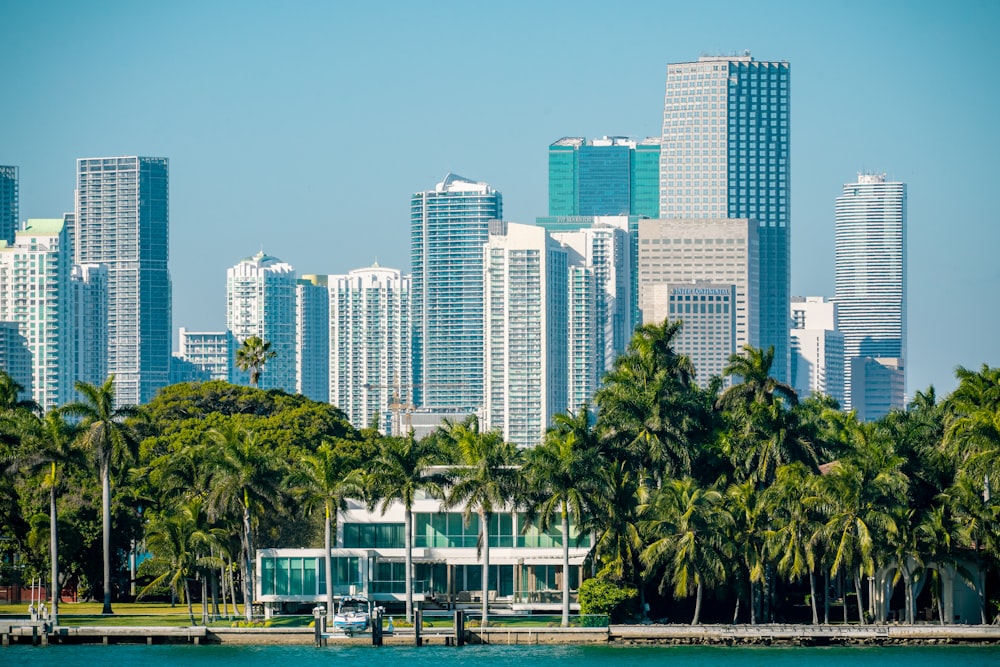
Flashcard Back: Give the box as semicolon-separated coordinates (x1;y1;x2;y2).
2;0;998;397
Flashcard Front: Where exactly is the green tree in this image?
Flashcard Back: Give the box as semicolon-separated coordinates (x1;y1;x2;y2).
444;416;523;626
235;336;276;389
524;407;603;626
364;434;445;622
63;377;143;615
641;477;733;625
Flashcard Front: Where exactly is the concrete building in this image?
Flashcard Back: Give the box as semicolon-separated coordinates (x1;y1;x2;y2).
0;219;74;409
75;156;171;405
851;356;905;422
548;136;660;218
411;174;501;412
663;281;737;383
296;275;329;403
790;296;845;405
71;263;108;388
226;250;297;391
0;321;33;399
0;165;18;245
177;328;230;381
484;222;568;447
835;173;906;411
637;218;758;385
329;263;411;434
660;54;791;382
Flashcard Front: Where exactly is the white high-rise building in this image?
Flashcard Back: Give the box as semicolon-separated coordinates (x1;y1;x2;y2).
0;219;74;409
226;251;297;391
71;263;108;388
0;321;32;397
790;296;845;405
177;328;230;381
834;173;906;412
75;156;171;405
329;263;410;433
296;275;330;403
411;174;501;412
484;222;568;447
660;54;791;383
638;218;759;386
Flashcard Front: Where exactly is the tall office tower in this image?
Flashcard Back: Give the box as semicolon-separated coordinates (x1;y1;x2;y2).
411;174;501;411
851;357;905;422
665;282;737;382
565;262;598;412
834;173;906;411
549;137;661;218
790;296;845;405
484;222;568;447
0;166;18;244
71;263;108;388
177;328;230;381
329;264;411;433
551;222;633;380
0;220;74;409
637;218;759;386
660;54;791;382
0;321;32;396
75;156;171;405
296;275;330;403
226;250;297;391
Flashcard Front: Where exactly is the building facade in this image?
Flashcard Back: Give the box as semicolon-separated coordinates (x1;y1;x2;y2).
548;136;660;218
226;251;297;391
71;263;108;388
834;173;906;411
0;321;32;397
638;218;759;385
177;328;231;381
411;174;501;411
484;222;568;447
0;219;74;409
296;275;330;403
0;165;18;245
660;54;791;382
329;264;411;434
851;356;905;423
790;296;845;405
75;156;171;405
664;282;737;383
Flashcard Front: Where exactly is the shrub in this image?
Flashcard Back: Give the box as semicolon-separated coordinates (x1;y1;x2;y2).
578;578;636;623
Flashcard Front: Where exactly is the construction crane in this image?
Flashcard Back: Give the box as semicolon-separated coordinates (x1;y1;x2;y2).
362;381;462;437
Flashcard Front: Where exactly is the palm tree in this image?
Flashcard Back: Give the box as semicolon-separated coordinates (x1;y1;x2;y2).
641;477;733;625
0;370;40;416
285;440;363;622
942;475;999;623
235;336;276;389
63;377;143;615
524;407;604;626
205;423;285;621
444;417;523;626
718;345;798;410
364;434;445;622
726;479;767;623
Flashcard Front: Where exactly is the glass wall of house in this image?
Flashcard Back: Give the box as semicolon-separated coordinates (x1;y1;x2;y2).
517;515;591;548
452;564;515;599
342;522;405;548
260;556;363;597
517;564;581;603
414;512;515;548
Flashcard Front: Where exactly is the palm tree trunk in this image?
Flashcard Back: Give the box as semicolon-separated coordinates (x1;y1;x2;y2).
561;505;570;628
481;510;489;627
404;506;413;622
242;503;253;622
904;569;914;624
692;581;703;625
749;577;757;624
50;476;59;626
202;574;209;625
823;570;830;624
228;561;239;619
185;577;194;625
325;502;335;623
101;462;113;615
854;571;864;624
809;570;818;625
732;594;740;624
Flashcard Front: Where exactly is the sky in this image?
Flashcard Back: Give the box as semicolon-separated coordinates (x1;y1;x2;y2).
2;0;998;397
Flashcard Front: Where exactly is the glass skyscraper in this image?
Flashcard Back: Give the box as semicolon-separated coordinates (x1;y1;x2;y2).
660;54;791;382
411;174;501;411
835;173;906;413
0;165;17;245
75;156;171;405
549;137;660;218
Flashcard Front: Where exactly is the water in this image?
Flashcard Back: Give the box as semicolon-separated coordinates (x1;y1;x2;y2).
4;644;998;667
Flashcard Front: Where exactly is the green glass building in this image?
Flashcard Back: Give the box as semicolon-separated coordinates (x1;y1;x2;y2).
547;137;660;218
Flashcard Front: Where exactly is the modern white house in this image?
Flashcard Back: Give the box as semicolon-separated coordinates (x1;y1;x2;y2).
256;492;590;617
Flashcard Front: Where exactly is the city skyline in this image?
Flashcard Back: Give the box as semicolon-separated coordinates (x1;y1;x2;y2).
3;2;999;396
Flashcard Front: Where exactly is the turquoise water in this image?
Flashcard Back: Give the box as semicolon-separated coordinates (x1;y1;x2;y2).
4;644;999;667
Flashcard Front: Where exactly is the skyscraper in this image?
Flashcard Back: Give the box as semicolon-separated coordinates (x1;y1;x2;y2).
660;54;791;382
71;263;109;389
75;156;171;405
296;275;330;403
790;296;845;405
176;328;230;381
484;222;567;446
328;263;411;433
0;219;74;409
0;165;17;245
411;174;501;411
835;173;906;413
549;137;660;218
226;250;297;391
